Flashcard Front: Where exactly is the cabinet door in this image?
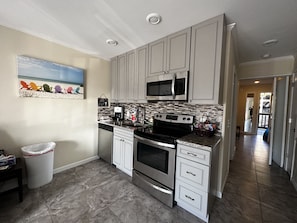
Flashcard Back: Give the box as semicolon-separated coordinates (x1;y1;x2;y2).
167;28;191;73
113;136;122;167
148;37;167;77
117;53;127;102
126;50;136;102
122;139;133;176
135;45;148;102
110;57;118;102
189;14;224;104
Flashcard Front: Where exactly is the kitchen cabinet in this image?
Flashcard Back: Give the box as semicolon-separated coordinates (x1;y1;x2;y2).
112;127;133;176
117;53;127;102
135;45;148;102
126;50;136;102
148;28;191;77
189;14;225;104
111;48;147;103
110;54;127;103
175;141;220;223
110;57;118;102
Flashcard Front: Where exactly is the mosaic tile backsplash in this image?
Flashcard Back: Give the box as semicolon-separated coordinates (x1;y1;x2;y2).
98;102;223;131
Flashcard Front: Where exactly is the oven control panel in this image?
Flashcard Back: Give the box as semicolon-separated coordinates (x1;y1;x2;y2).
154;113;194;124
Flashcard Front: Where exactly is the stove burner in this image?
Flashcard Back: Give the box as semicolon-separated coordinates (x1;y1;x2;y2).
134;113;194;145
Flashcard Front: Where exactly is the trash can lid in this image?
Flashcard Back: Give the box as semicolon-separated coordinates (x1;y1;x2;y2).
21;142;56;156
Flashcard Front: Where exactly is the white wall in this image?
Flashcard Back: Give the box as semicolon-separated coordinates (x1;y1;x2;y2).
218;24;238;197
0;25;110;169
238;56;295;78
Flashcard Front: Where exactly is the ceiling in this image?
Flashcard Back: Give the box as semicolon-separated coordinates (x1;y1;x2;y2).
239;78;274;86
1;0;297;63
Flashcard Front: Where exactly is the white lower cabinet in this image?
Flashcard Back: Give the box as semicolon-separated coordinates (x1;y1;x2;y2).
175;143;214;222
175;181;208;218
113;127;133;176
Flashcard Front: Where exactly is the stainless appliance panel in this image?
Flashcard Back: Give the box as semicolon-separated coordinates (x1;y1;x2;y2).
146;71;188;101
132;170;174;207
98;123;113;164
134;135;176;189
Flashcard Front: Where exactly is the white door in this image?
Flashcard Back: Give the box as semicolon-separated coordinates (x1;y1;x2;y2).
284;74;297;174
269;77;289;167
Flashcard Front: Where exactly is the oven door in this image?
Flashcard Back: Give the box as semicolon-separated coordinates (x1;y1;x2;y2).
133;135;176;189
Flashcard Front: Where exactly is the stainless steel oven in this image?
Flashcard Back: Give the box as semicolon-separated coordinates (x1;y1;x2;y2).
146;71;188;101
132;113;194;207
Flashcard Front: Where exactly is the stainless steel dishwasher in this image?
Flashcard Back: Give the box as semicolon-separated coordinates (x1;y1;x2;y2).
98;123;113;164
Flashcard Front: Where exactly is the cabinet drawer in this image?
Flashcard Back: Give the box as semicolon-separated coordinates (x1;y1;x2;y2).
175;180;208;220
177;144;210;166
114;127;134;140
176;157;209;192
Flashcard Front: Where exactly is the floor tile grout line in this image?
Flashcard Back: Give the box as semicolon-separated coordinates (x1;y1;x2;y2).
252;135;266;223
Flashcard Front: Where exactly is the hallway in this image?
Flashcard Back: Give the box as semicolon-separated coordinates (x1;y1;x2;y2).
211;134;297;222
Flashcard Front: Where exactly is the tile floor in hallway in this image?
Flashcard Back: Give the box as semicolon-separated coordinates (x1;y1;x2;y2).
1;133;297;223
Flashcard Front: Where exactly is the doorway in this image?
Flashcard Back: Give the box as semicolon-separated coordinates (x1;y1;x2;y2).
243;93;254;133
258;92;272;136
238;79;273;136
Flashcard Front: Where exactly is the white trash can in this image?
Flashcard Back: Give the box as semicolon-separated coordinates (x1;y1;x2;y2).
21;142;56;189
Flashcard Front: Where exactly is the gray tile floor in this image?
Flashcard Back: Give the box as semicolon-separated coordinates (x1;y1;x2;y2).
1;133;297;222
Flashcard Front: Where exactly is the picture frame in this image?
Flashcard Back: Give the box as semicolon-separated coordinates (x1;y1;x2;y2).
17;55;85;99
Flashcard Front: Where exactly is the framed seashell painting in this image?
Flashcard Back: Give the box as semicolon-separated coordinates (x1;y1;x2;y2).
17;55;85;99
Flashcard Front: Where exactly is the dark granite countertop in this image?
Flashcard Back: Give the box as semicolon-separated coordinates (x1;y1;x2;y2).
177;133;221;151
98;120;147;132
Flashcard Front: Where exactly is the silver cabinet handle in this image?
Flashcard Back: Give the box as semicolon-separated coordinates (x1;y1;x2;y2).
187;152;197;157
186;171;196;176
185;195;195;201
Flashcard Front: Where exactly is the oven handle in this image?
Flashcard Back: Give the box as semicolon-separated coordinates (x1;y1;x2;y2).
134;135;175;149
133;171;173;195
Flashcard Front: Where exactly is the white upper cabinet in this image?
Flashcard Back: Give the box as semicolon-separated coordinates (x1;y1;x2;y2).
126;50;136;102
189;14;225;104
135;45;148;102
110;57;118;103
111;47;147;103
148;28;191;77
110;15;225;105
117;53;127;102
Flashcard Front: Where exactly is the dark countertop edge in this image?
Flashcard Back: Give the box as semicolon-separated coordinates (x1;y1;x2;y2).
98;121;141;131
176;133;221;150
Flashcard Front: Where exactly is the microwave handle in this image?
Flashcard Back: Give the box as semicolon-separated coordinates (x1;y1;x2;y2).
172;73;176;99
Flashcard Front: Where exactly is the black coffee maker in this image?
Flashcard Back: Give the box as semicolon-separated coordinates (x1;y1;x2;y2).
114;106;124;123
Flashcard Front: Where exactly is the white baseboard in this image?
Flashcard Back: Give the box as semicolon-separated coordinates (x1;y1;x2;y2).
216;171;228;199
53;156;99;174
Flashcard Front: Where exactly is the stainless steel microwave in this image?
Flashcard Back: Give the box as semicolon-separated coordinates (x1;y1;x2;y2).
146;71;188;101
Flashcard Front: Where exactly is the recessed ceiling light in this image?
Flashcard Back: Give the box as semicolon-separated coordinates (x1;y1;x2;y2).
254;80;260;84
106;39;118;46
262;39;278;47
146;13;162;25
261;53;271;59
